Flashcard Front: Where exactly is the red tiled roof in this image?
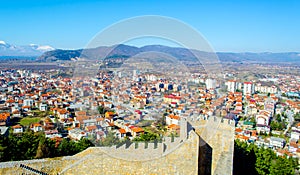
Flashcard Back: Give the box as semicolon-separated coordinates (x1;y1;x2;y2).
119;128;126;134
131;127;144;133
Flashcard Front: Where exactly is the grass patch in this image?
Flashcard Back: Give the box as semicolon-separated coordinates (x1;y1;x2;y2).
20;117;41;126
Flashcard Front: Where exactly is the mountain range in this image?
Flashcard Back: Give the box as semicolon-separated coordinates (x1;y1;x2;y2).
0;41;299;63
0;40;54;57
38;44;300;63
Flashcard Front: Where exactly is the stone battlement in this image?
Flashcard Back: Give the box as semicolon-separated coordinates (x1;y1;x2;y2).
102;135;185;161
188;115;235;127
0;116;235;175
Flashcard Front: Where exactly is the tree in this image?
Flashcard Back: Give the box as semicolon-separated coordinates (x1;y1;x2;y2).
98;131;122;146
133;132;161;142
270;156;297;175
234;140;299;175
0;131;93;162
35;135;57;159
97;106;106;115
76;138;94;152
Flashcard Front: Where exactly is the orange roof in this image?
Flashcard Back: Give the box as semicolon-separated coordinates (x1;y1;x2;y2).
6;99;15;103
131;127;144;133
119;128;126;134
76;111;87;116
58;109;68;114
235;128;243;133
235;134;249;140
0;112;10;121
12;124;22;129
12;110;19;114
105;111;115;115
86;125;97;131
168;124;180;130
33;123;42;127
168;114;180;120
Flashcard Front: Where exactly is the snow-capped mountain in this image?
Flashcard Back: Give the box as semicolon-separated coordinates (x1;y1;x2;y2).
0;40;55;56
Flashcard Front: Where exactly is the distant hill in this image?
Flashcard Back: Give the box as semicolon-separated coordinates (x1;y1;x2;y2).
0;40;54;56
37;44;300;63
217;52;300;63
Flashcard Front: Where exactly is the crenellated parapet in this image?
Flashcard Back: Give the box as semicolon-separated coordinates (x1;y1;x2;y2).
0;115;235;175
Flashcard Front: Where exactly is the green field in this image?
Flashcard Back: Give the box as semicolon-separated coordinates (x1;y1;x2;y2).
19;117;41;126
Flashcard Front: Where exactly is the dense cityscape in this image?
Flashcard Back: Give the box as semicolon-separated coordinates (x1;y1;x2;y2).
1;0;300;174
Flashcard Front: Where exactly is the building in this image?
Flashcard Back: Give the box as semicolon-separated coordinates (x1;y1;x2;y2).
205;78;216;89
270;136;286;148
256;110;272;126
255;83;278;94
226;80;237;93
243;82;254;95
23;99;34;107
166;114;180;125
12;124;23;134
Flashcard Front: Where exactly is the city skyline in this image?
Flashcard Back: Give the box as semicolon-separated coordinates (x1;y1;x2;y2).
0;0;300;52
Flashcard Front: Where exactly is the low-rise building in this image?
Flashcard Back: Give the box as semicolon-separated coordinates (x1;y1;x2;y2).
270;136;286;148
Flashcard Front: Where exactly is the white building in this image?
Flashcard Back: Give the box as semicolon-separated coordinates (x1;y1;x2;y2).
255;83;278;94
23;99;33;107
166;114;180;125
291;127;300;140
226;80;237;92
270;137;286;148
39;103;47;111
256;110;272;126
205;78;216;89
12;125;23;134
243;82;254;95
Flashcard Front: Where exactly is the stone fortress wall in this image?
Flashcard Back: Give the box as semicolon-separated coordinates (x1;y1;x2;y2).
0;116;234;175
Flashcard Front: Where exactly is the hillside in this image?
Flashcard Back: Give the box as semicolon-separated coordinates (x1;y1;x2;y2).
37;44;300;63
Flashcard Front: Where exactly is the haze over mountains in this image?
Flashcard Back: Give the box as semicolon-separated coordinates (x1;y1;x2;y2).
38;44;300;63
0;40;54;57
0;41;299;63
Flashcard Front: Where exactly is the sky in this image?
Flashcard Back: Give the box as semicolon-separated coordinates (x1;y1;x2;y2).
0;0;299;52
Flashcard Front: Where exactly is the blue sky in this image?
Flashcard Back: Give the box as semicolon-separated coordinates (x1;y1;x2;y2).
0;0;299;52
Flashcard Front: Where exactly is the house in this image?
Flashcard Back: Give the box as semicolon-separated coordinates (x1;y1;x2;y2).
23;99;33;107
31;123;43;132
235;134;249;142
291;126;300;140
167;124;180;133
57;108;69;120
85;125;98;133
242;121;255;130
163;94;181;104
75;111;87;118
166;114;180;125
117;128;127;139
39;103;47;111
12;124;23;134
0;113;10;126
105;111;115;120
82;119;97;128
45;130;62;138
130;126;144;137
256;110;272;126
104;101;113;108
69;128;87;140
270;137;286;148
